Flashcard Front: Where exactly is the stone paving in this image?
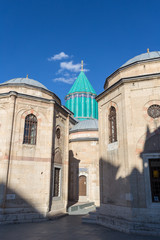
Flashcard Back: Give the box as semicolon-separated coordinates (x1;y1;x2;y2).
0;215;160;240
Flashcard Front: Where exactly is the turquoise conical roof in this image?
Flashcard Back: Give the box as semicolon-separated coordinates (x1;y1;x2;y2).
65;70;98;121
67;71;96;95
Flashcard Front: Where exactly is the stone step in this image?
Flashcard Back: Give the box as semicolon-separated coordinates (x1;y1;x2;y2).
82;207;99;224
0;207;38;214
0;212;46;224
68;202;96;215
87;211;97;219
82;214;97;224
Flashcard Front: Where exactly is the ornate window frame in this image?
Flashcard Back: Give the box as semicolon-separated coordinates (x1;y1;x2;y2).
147;104;160;119
143;100;160;124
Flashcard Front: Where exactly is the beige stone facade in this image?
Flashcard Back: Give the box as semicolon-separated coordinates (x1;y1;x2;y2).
0;82;76;223
1;51;160;236
96;54;160;235
69;127;99;206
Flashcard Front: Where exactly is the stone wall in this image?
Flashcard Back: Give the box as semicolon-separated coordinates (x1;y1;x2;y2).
0;85;74;223
69;130;99;205
97;62;160;234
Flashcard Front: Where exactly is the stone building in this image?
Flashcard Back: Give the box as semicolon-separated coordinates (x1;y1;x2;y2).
0;51;160;236
96;50;160;235
0;77;76;223
69;119;99;206
0;69;99;223
66;66;100;208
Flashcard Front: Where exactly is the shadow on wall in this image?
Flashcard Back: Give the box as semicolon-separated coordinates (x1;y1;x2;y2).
0;182;44;223
99;159;144;208
67;150;80;208
141;126;160;154
99;125;160;214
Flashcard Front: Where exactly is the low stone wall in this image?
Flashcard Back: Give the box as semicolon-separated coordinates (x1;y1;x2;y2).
97;204;160;236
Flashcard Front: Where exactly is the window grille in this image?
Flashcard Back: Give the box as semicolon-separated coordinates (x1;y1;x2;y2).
149;159;160;202
53;167;60;197
147;104;160;119
23;114;37;145
109;106;117;143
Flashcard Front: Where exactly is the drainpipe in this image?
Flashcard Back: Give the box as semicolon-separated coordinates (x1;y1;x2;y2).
2;91;17;210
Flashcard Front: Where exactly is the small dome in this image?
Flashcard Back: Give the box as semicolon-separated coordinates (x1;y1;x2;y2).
1;78;47;90
121;51;160;68
70;119;98;133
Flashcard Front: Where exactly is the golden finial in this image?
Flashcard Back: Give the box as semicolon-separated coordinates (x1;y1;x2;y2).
26;74;28;78
81;60;83;71
147;48;149;53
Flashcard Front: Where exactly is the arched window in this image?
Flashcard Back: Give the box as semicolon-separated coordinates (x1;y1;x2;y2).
56;127;60;139
109;106;117;143
23;114;37;145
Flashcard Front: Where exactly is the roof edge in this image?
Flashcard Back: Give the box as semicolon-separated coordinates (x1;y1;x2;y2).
0;82;61;104
69;128;98;133
98;72;160;101
104;56;160;89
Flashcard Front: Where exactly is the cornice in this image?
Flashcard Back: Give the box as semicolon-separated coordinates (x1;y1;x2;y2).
96;72;160;101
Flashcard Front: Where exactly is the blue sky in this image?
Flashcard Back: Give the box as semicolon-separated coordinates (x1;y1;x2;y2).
1;0;160;105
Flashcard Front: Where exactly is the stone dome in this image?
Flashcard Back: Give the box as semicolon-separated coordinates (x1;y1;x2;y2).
121;51;160;68
70;119;98;133
1;77;47;90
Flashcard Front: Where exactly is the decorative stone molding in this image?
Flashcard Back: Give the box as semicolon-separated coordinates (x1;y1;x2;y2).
107;101;118;112
21;109;41;121
143;100;160;123
56;113;66;123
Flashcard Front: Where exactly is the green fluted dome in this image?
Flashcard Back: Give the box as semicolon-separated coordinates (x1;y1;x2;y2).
65;71;98;121
68;72;96;94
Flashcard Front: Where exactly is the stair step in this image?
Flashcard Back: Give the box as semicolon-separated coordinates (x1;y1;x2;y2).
82;214;97;224
68;202;96;215
0;213;45;224
87;212;97;219
81;207;99;224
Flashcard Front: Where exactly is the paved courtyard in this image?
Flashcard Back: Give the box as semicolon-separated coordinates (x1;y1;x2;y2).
0;215;160;240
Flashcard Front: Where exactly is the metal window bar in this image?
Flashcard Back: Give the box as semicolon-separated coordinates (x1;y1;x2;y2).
53;168;60;197
23;114;37;145
109;107;117;143
149;159;160;202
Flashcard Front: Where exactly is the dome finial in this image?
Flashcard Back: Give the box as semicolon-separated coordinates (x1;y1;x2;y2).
81;60;83;71
147;48;149;53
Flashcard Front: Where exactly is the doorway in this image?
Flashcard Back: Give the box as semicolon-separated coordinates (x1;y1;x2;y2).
79;175;86;196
